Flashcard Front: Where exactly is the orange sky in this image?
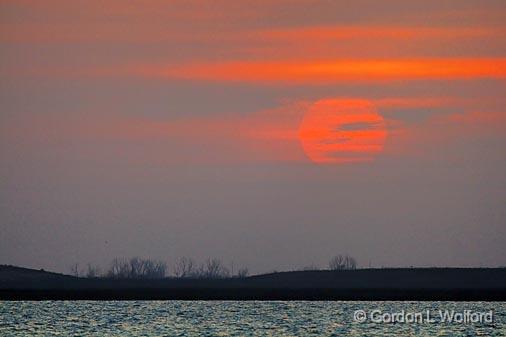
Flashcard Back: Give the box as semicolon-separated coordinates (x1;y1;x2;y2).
1;0;505;165
298;99;387;163
155;58;506;83
2;0;506;273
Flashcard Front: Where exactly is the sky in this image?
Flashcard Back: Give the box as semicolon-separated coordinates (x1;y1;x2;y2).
1;0;505;274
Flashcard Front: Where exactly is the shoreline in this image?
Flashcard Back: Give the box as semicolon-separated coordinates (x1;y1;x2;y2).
2;266;506;301
2;288;506;301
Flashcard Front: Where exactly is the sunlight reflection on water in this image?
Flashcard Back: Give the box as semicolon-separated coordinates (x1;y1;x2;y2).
1;301;505;336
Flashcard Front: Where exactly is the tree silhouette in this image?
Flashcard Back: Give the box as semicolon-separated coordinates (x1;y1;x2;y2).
329;254;357;270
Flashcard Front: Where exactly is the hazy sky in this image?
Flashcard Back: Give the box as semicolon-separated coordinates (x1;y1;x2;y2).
1;0;506;274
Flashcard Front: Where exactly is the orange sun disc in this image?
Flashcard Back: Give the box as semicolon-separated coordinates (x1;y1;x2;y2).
298;99;387;164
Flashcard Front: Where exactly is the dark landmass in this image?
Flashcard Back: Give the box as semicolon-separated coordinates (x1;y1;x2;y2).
1;265;505;301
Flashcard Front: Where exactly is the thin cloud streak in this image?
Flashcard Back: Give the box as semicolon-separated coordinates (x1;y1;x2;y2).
139;58;506;83
7;96;496;165
25;59;502;83
257;25;506;40
3;22;503;44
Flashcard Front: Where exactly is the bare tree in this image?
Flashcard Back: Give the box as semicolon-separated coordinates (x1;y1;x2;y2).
195;263;206;278
127;257;141;278
142;259;167;278
70;263;80;277
107;258;129;278
329;254;357;270
344;255;357;270
173;257;196;278
174;258;231;279
204;258;230;279
85;264;101;278
329;255;345;270
236;267;249;278
105;257;166;279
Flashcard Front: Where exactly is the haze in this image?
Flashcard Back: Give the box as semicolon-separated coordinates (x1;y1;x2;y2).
1;0;505;274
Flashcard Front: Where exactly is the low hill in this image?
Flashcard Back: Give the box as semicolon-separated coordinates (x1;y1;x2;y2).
0;265;75;288
247;268;506;289
1;265;505;300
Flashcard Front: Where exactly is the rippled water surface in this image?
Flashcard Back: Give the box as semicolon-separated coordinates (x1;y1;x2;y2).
1;301;505;336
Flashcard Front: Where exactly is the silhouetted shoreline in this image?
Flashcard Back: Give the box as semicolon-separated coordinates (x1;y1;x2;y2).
2;265;505;301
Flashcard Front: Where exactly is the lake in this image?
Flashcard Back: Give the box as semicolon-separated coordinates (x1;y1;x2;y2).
1;301;505;336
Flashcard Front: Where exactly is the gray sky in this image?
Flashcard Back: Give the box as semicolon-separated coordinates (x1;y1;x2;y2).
1;0;505;274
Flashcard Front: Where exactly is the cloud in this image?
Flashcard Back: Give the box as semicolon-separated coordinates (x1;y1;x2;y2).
338;121;383;131
152;58;506;84
6;96;503;166
0;102;308;165
387;109;506;159
373;97;464;109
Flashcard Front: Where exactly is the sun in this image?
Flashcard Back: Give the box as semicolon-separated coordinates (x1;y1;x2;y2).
298;99;387;164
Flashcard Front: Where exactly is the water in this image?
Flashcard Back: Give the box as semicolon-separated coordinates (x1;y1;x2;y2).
1;301;505;336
